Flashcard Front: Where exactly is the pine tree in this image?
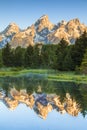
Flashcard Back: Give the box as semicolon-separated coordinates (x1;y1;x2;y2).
72;31;87;69
24;45;34;67
33;45;40;68
0;49;3;67
63;47;74;71
14;46;25;67
2;43;14;67
55;39;68;70
80;49;87;74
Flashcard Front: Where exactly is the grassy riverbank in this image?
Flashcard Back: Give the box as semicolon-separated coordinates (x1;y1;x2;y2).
0;68;87;83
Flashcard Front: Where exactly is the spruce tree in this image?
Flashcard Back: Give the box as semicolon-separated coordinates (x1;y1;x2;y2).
24;45;34;67
2;43;14;67
55;39;68;70
14;46;25;67
71;31;87;69
63;47;74;71
80;49;87;74
0;49;3;67
33;45;40;68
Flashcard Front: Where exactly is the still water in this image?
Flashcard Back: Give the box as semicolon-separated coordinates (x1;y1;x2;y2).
0;74;87;130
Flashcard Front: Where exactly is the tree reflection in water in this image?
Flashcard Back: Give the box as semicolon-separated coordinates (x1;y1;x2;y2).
0;75;87;119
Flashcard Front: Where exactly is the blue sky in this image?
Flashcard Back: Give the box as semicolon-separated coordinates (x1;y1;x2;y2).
0;0;87;31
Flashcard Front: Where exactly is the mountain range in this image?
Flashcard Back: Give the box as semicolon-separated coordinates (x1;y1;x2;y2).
0;15;87;48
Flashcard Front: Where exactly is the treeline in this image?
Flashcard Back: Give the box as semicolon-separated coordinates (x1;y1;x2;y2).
0;32;87;72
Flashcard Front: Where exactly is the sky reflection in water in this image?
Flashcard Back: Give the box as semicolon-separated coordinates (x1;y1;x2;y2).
0;75;87;130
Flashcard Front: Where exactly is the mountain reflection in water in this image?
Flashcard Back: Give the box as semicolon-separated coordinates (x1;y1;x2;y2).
0;75;87;119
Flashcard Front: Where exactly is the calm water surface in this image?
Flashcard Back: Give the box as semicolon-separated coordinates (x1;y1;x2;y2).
0;74;87;130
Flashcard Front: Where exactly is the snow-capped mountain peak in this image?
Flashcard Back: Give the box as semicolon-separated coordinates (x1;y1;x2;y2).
34;15;54;32
0;15;87;48
1;22;20;36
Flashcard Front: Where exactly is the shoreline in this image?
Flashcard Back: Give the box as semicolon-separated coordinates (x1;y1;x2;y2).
0;68;87;84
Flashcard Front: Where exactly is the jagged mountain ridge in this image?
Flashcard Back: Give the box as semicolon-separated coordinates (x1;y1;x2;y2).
0;15;87;48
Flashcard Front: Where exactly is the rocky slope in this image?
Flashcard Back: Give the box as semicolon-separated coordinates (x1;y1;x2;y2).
0;15;87;48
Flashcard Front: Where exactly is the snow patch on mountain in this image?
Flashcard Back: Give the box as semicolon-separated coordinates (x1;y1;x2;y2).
0;15;87;48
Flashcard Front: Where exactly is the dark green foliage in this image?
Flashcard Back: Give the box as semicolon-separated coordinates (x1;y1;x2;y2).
14;46;25;67
55;39;69;70
63;47;74;71
41;44;57;68
2;43;14;67
24;45;34;67
1;32;87;72
0;49;3;67
33;45;40;68
71;32;87;69
80;49;87;74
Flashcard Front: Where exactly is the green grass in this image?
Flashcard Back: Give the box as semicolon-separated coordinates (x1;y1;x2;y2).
0;68;52;76
0;68;87;83
47;73;87;83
